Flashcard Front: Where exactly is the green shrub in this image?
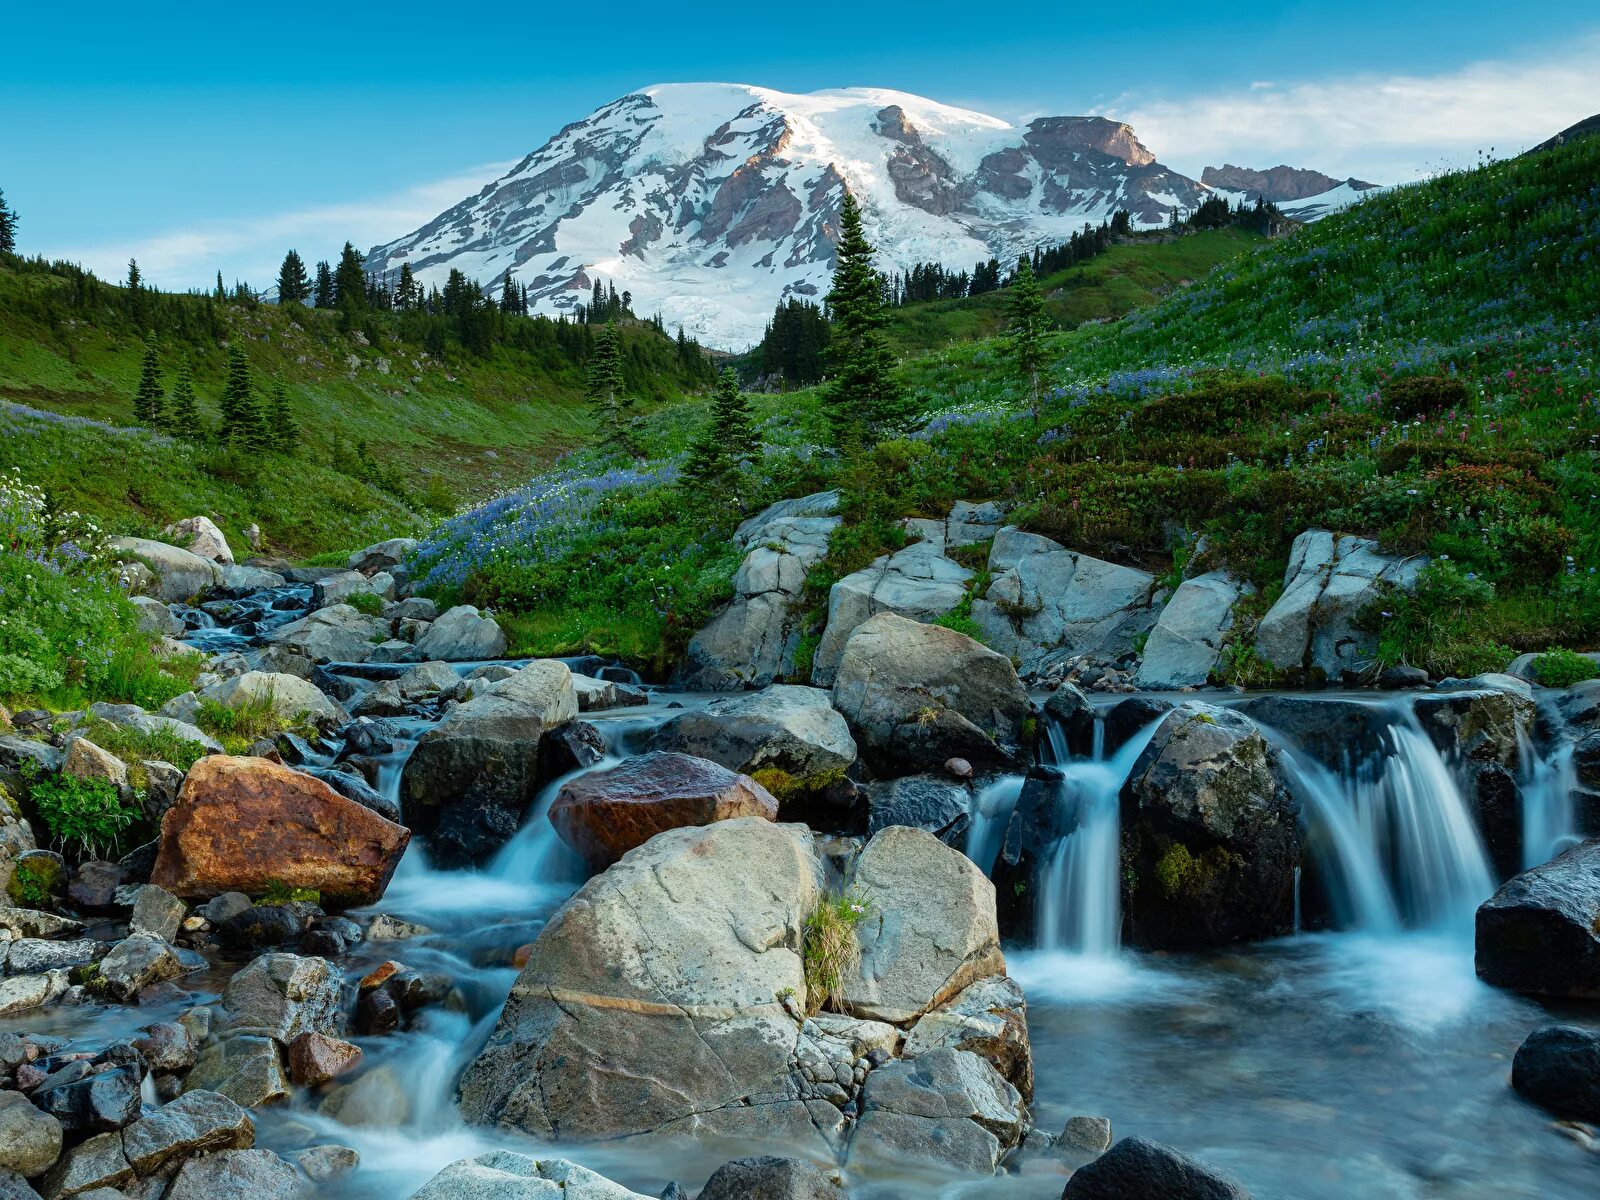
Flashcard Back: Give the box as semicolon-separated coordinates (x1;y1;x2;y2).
1530;647;1600;688
802;891;870;1016
257;880;321;906
26;771;143;861
1381;374;1469;419
345;590;384;616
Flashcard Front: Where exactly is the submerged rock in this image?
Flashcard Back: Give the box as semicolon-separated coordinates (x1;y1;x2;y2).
548;751;779;869
1119;704;1299;949
1510;1025;1600;1123
1476;838;1600;998
1060;1135;1251;1199
151;756;409;907
695;1155;844;1200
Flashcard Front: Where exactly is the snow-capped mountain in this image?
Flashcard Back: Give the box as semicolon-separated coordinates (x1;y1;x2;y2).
368;83;1369;348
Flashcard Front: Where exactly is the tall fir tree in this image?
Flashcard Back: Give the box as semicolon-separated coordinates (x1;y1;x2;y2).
219;346;268;449
276;250;311;304
168;357;200;436
132;333;166;427
214;271;226;301
822;193;911;447
1004;257;1049;420
0;188;17;254
586;323;634;456
266;379;298;451
313;260;335;308
683;368;758;488
334;243;367;312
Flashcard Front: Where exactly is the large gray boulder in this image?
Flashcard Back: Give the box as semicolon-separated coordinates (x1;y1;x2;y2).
86;702;221;754
160;516;233;564
682;492;840;690
266;604;389;664
831;613;1031;773
1120;703;1299;949
130;595;183;638
220;952;342;1043
348;537;417;573
0;1089;62;1177
1134;571;1253;689
107;537;222;604
811;540;971;688
401;661;578;865
696;1156;845;1200
457;818;831;1149
164;1148;300;1200
849;1047;1025;1175
647;685;856;791
971;528;1159;679
196;671;348;729
413;605;507;661
311;569;391;609
1254;529;1425;679
1476;839;1600;998
410;1152;654;1200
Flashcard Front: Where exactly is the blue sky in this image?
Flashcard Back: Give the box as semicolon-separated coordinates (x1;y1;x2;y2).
5;1;1598;289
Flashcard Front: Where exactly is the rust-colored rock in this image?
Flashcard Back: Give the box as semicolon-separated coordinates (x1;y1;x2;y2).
359;961;405;991
287;1032;363;1087
150;757;409;907
547;750;778;869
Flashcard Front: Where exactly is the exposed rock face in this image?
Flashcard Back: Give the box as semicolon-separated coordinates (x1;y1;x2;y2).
120;1090;254;1175
1120;704;1299;949
400;661;578;866
413;605;508;661
1476;839;1600;998
457;819;826;1146
1134;571;1253;689
697;1155;845;1200
864;775;970;843
220;953;342;1043
151;756;409;906
547;751;780;869
164;1148;301;1200
1254;530;1425;679
410;1152;654;1200
1510;1025;1600;1122
812;541;971;688
1061;1135;1251;1200
647;685;856;788
850;1048;1025;1174
1202;162;1377;202
831;613;1031;773
681;492;839;690
842;826;1005;1024
1413;686;1535;771
348;537;418;573
161;516;234;564
197;670;349;729
0;1089;61;1176
972;529;1159;679
901;974;1031;1101
107;537;222;603
266;605;390;664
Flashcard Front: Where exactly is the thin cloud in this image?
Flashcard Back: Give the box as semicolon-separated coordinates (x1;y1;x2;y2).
50;163;514;291
1112;37;1600;181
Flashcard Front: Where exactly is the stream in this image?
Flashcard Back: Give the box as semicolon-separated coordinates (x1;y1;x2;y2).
8;581;1598;1199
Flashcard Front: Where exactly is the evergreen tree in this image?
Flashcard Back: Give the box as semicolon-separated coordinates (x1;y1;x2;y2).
1004;257;1049;420
822;193;911;447
0;188;17;255
266;379;298;451
168;357;200;435
132;333;166;427
313;260;335;308
214;271;226;302
126;259;148;327
586;323;634;455
276;250;311;304
334;243;367;312
219;346;268;449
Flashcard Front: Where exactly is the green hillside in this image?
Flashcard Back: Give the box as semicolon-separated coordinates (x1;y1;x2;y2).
0;260;712;557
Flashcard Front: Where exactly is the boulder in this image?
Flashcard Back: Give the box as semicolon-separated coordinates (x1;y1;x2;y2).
1254;530;1425;679
1510;1025;1600;1122
548;751;779;869
945;500;1005;549
301;767;402;824
1120;704;1299;949
311;570;389;609
0;1090;61;1177
120;1090;253;1176
35;1130;134;1198
413;605;507;661
1476;839;1600;998
1044;683;1097;757
349;538;418;573
1059;1115;1115;1157
217;563;287;593
841;826;1005;1024
317;1064;410;1127
457;819;829;1147
96;935;184;1000
160;517;233;565
265;604;389;664
3;940;101;976
32;1068;141;1134
129;596;182;638
84;703;220;755
864;775;970;843
297;1144;359;1183
409;1152;653;1200
849;1048;1025;1175
197;671;348;730
831;613;1031;772
107;537;222;603
396;660;459;700
61;740;126;792
971;528;1159;679
696;1156;844;1200
647;685;856;796
220;953;342;1042
681;491;839;691
1413;686;1535;771
570;675;646;712
901;974;1031;1100
811;540;971;687
151;756;410;907
164;1149;299;1200
1060;1135;1251;1200
286;1033;362;1087
400;662;578;866
183;1037;288;1109
1133;571;1253;689
128;886;186;942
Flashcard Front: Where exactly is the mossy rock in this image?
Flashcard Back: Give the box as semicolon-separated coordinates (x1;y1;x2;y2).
7;852;65;907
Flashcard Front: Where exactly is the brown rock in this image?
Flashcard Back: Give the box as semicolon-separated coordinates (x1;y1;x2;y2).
359;961;405;991
286;1033;363;1087
150;756;409;907
547;750;778;868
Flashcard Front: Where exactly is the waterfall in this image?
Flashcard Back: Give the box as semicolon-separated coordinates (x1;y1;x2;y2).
1033;717;1160;956
1519;710;1579;869
964;774;1024;876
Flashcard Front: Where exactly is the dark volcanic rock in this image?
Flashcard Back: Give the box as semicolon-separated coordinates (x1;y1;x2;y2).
1101;697;1172;758
1510;1025;1600;1122
1061;1135;1250;1199
1476;839;1600;998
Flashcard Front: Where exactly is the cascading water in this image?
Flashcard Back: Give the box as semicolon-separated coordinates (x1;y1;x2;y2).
1518;704;1580;868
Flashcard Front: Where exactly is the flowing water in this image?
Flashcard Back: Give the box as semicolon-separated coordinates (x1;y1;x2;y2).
6;591;1596;1199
